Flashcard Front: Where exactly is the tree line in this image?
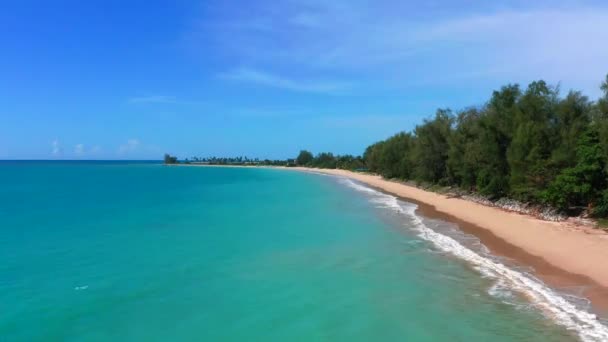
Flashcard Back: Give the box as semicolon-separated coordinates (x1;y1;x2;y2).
359;76;608;217
165;75;608;217
164;155;296;166
295;150;366;170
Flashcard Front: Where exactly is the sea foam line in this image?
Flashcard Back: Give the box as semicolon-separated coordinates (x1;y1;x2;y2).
340;178;608;342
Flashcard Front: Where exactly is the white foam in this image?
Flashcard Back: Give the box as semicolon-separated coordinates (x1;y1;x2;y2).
340;178;608;342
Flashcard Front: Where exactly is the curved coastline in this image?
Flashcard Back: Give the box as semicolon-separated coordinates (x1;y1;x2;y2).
182;164;608;316
339;177;608;340
281;167;608;313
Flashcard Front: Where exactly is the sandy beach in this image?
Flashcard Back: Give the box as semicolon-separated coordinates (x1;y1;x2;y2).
281;167;608;312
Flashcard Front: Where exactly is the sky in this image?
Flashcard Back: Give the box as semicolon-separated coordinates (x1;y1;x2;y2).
2;0;608;160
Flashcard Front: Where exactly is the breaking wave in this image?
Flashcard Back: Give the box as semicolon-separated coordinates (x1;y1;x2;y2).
340;178;608;342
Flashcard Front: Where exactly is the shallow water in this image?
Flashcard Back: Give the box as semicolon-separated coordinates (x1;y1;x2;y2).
0;162;600;341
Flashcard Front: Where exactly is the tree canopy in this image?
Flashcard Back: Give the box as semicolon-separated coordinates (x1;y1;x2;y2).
168;75;608;218
163;154;178;164
359;75;608;217
296;150;314;166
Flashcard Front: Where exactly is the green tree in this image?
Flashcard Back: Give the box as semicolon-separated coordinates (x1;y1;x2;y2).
364;141;385;173
312;152;337;168
372;132;413;179
296;150;314;166
447;108;482;189
543;126;606;214
551;91;591;170
336;155;365;170
163;154;178;164
473;85;520;198
593;75;608;164
411;109;453;184
353;74;608;217
507;81;558;201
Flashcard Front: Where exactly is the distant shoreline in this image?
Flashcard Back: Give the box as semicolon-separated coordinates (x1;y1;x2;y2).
183;163;608;315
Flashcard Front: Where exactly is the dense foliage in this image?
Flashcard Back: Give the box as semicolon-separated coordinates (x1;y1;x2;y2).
296;150;366;170
296;150;314;166
163;154;178;164
363;76;608;217
179;156;295;166
165;76;608;217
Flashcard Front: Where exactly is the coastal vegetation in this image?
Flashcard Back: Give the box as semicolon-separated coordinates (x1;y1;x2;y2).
166;156;296;167
295;150;366;170
362;76;608;217
163;154;178;164
167;75;608;218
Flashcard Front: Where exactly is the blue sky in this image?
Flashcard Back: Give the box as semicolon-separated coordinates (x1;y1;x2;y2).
2;0;608;160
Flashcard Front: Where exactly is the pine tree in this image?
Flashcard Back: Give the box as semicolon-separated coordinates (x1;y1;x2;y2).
543;126;606;214
411;109;453;184
507;81;558;201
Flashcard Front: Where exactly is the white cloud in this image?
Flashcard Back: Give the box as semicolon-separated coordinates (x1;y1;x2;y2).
197;3;608;96
220;68;353;94
51;139;62;156
74;144;85;155
410;9;608;89
118;139;141;155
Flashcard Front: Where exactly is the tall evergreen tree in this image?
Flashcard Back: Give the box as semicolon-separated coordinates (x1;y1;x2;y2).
296;150;314;166
551;91;591;170
508;81;558;201
364;142;385;173
474;85;520;198
543;126;606;214
411;109;453;184
378;132;413;179
353;74;608;217
593;75;608;164
447;108;482;189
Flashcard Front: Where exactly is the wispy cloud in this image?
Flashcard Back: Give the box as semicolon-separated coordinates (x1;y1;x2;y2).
220;68;353;94
193;2;608;95
118;139;140;155
113;139;163;158
410;9;608;86
51;139;62;156
74;143;85;155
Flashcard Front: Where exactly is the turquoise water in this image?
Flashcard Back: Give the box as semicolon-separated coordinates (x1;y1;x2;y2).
0;162;596;341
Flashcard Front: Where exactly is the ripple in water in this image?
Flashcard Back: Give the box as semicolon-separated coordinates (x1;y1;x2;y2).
339;178;608;342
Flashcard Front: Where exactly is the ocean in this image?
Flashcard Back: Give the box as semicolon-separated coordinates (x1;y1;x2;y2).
1;162;606;341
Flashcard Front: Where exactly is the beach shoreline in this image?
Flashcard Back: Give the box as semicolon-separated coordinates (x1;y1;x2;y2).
182;164;608;315
180;165;608;317
285;167;608;313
